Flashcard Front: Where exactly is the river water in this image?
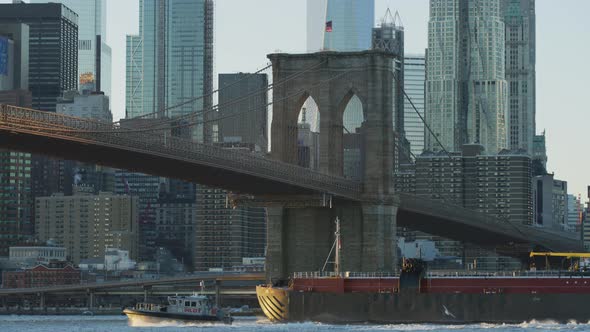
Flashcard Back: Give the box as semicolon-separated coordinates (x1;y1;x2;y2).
1;316;590;332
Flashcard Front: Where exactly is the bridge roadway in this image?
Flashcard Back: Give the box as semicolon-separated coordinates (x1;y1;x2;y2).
0;104;360;200
0;104;584;253
0;273;264;296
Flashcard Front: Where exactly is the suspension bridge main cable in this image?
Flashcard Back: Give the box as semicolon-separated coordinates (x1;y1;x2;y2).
392;69;527;238
34;67;364;134
116;59;329;132
391;71;452;160
117;63;272;124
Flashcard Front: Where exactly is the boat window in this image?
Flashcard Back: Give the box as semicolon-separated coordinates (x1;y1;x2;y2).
191;301;197;307
185;301;190;306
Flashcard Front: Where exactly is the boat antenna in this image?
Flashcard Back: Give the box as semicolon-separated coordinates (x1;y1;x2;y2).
321;217;341;276
334;217;341;276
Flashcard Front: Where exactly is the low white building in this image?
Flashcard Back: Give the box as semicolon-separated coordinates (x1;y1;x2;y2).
9;246;67;266
104;248;136;271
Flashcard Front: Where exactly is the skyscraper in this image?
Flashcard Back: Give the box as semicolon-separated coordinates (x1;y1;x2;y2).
1;23;33;255
323;0;375;51
372;9;405;140
305;0;374;129
0;3;78;112
426;0;508;154
372;9;410;168
218;73;268;152
125;35;143;119
137;0;213;142
502;0;536;154
30;0;112;97
404;55;426;157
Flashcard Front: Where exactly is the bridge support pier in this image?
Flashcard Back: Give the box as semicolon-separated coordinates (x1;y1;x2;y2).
361;204;398;272
38;292;45;310
88;292;94;309
265;203;398;282
215;280;221;307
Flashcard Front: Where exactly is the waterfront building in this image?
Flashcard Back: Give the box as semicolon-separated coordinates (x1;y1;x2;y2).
35;191;139;264
0;3;78;113
426;0;508;154
2;262;80;288
502;0;536;154
104;248;136;271
31;0;111;97
217;73;268;152
8;246;67;267
403;55;426;157
136;0;214;142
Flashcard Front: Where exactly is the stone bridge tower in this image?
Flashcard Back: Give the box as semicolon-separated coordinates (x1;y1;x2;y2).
266;51;399;281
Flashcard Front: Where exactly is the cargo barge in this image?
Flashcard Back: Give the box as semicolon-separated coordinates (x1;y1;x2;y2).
257;219;590;324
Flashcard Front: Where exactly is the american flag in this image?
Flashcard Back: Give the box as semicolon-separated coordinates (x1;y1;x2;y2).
325;20;333;32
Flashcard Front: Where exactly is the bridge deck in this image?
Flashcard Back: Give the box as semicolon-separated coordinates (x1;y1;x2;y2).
0;104;584;254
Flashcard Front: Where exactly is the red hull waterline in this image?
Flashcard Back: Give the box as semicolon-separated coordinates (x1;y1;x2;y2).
257;272;590;323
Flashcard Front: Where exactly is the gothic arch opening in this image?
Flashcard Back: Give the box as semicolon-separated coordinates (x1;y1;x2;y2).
340;92;364;180
296;96;320;170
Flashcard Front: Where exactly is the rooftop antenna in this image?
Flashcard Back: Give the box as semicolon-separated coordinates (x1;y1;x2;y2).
381;8;404;29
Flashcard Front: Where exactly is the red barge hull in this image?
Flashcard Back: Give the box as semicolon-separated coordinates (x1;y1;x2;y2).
257;275;590;323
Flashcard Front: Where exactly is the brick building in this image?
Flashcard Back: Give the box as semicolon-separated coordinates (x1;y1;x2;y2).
2;263;80;288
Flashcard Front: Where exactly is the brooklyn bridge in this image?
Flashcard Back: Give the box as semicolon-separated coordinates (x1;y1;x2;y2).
0;51;582;281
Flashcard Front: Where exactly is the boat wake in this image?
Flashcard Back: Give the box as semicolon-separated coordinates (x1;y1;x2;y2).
126;315;219;328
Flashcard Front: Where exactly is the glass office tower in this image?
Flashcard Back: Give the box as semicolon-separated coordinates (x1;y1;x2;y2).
139;0;214;142
0;3;78;113
31;0;111;98
323;0;374;51
125;35;143;119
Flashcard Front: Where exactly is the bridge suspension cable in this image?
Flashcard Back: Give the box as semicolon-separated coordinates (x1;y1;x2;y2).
15;67;364;135
392;70;527;238
119;59;328;132
117;63;272;124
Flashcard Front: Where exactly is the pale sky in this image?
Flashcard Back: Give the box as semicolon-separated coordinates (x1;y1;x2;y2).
2;0;589;198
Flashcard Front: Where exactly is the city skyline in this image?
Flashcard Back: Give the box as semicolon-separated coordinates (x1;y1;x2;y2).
0;0;587;198
2;0;590;320
105;0;588;197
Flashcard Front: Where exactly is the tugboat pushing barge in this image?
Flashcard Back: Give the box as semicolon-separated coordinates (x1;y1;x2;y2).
257;218;590;324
